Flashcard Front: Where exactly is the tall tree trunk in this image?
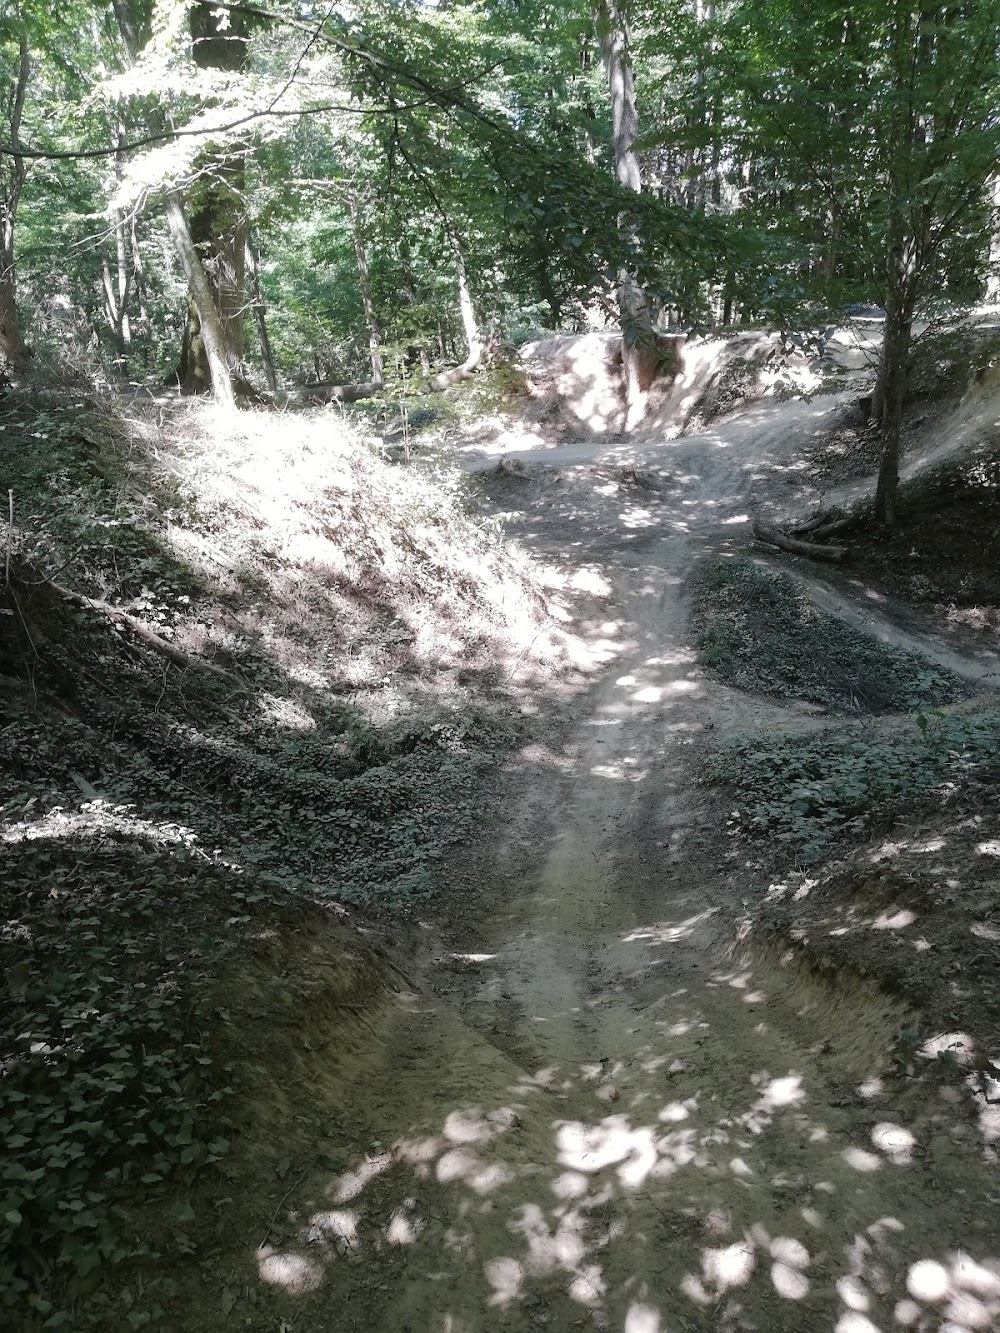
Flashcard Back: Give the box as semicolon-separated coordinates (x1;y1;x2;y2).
595;0;657;430
166;193;235;407
0;35;29;369
348;195;383;386
986;175;1000;301
0;226;22;369
180;183;246;392
245;239;277;391
179;1;249;393
112;0;235;403
427;234;484;391
874;281;915;528
113;206;131;345
100;207;133;349
874;4;924;529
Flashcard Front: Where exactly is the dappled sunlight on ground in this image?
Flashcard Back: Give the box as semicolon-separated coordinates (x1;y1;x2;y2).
249;952;1000;1328
221;363;1000;1330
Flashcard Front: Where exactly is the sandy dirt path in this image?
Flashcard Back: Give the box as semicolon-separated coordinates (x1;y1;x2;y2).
251;397;1000;1333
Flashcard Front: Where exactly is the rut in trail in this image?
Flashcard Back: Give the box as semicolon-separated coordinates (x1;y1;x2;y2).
244;394;999;1333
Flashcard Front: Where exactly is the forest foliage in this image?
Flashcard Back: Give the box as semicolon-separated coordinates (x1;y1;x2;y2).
3;1;1000;494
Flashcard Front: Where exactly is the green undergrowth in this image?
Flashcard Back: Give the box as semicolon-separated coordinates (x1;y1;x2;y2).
348;363;530;446
1;693;513;908
707;707;1000;862
0;385;538;907
0;383;537;1318
0;834;288;1325
693;558;961;713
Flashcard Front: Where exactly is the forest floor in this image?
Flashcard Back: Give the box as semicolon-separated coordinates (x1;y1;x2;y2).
2;364;1000;1331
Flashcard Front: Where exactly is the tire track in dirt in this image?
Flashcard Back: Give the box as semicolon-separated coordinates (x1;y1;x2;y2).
241;396;1000;1333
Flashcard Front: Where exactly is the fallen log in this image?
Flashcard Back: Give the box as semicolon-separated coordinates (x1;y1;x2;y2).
267;381;383;407
51;582;241;684
809;516;853;542
752;520;848;563
791;507;845;536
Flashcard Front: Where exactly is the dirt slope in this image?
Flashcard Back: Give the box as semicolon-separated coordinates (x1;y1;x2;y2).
204;394;1000;1333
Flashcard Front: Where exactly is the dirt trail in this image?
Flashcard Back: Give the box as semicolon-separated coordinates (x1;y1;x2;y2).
249;396;1000;1333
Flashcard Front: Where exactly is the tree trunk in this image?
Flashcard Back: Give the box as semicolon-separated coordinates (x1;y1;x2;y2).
874;281;915;528
113;208;132;345
0;35;29;369
166;193;235;406
112;0;235;403
245;239;277;391
427;234;484;391
986;175;1000;302
100;208;133;350
0;232;23;369
348;195;383;386
178;1;249;393
180;170;246;392
595;0;657;431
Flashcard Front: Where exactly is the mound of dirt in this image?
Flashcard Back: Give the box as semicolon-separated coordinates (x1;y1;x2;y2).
0;384;579;1326
749;802;1000;1110
0;806;396;1329
692;557;964;713
845;446;1000;645
517;332;627;436
517;329;841;441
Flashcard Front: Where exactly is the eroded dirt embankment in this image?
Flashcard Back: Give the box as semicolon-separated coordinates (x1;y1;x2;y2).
6;369;998;1330
218;393;1000;1333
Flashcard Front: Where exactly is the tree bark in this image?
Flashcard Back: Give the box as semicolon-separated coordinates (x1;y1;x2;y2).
986;175;1000;302
180;185;246;392
166;193;236;407
348;194;383;386
0;35;30;369
427;234;484;391
179;2;249;393
245;238;277;391
101;207;134;349
112;0;240;402
595;0;657;431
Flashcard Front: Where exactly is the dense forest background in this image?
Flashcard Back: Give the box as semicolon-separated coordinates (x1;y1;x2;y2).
4;0;1000;520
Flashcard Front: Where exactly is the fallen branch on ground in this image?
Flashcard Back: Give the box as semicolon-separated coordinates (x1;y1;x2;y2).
50;581;240;683
809;516;853;541
752;520;848;563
